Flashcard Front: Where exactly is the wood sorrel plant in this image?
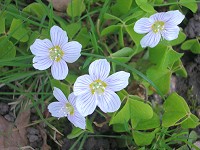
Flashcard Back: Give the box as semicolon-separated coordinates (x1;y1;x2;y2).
0;0;199;149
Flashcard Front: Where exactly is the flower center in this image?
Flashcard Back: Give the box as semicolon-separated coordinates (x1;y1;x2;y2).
49;46;64;62
66;103;74;115
151;21;165;33
89;79;107;95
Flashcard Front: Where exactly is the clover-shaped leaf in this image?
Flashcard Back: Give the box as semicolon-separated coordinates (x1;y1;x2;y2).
110;96;153;125
162;93;199;128
8;19;29;42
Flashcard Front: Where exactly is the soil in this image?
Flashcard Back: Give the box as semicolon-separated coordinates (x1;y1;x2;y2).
176;4;200;113
0;102;45;149
184;4;200;38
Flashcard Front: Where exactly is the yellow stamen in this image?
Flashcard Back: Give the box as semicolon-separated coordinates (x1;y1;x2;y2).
151;21;165;33
66;103;74;115
49;46;64;62
89;79;107;94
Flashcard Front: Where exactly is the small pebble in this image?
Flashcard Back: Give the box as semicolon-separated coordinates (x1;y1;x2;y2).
30;141;39;148
27;127;40;135
28;134;39;143
4;112;15;122
0;102;9;115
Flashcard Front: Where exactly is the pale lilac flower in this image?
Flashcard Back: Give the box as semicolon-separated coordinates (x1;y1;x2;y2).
73;59;130;116
48;87;86;129
134;10;185;48
30;25;82;80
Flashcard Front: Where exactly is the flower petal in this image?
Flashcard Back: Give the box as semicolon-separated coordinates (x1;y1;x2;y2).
30;39;52;56
68;111;86;129
140;31;161;48
162;25;180;41
50;25;68;47
68;92;77;107
165;10;185;25
53;87;68;103
51;60;68;80
104;71;130;92
48;102;67;118
62;41;82;63
73;75;93;96
76;92;97;116
150;12;166;22
89;59;110;81
134;18;153;34
97;90;121;113
33;56;53;70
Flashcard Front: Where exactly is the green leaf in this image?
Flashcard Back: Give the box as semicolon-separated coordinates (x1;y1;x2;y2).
111;0;133;15
113;123;129;133
181;39;200;54
67;127;85;139
50;79;70;96
154;0;164;4
0;17;5;34
181;39;195;50
112;47;135;57
112;46;142;62
133;129;157;146
125;24;143;48
101;25;121;36
8;19;29;42
75;27;90;48
110;97;153;125
0;36;16;59
135;0;155;13
23;2;46;19
103;13;122;21
110;100;130;125
86;118;94;133
149;45;183;69
3;4;20;27
162;93;190;127
172;60;187;78
119;27;124;47
27;31;40;49
169;32;186;46
132;112;160;130
112;57;132;63
82;57;93;69
66;22;81;39
179;0;198;13
67;0;86;17
181;114;199;129
147;66;171;94
124;10;145;23
65;73;78;85
129;98;153;119
189;40;200;54
188;131;198;144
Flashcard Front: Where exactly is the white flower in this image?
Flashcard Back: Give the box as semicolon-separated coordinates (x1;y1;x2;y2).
134;10;185;48
73;59;130;116
30;25;82;80
48;87;86;129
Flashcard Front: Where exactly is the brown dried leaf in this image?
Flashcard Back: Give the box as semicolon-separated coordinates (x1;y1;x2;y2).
38;126;51;150
0;108;30;149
